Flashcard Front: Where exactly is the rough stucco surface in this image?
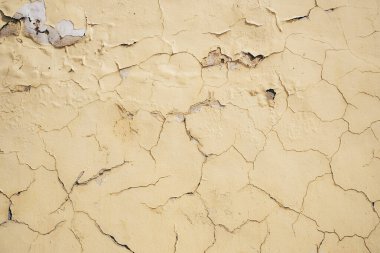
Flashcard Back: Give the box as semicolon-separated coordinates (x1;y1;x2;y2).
0;0;380;252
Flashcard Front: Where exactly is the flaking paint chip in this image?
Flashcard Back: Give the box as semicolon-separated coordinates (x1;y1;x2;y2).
1;0;85;47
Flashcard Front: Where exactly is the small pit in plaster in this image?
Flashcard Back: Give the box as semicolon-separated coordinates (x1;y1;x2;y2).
201;48;265;69
201;47;231;67
238;52;264;68
8;206;12;220
266;88;276;100
119;68;129;79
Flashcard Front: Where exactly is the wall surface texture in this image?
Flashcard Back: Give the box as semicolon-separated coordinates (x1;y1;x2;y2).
1;0;380;252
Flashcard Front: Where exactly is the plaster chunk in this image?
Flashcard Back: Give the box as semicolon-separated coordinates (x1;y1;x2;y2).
338;7;376;38
199;148;250;194
201;64;228;87
273;50;322;93
322;50;375;84
0;223;37;253
251;132;330;210
0;153;34;197
115;66;156;110
42;128;108;191
348;32;380;68
241;4;269;26
77;0;162;44
282;8;347;49
344;93;380;133
286;34;331;64
68;101;142;169
262;208;324;253
108;37;173;69
71;188;176;253
0;113;55;170
331;130;380;201
162;194;215;253
217;14;285;57
145;117;205;207
0;1;26;16
316;0;346;10
160;0;239;35
11;168;69;234
186;105;265;159
274;110;348;156
0;194;9;223
99;71;122;92
137;53;203;114
29;225;82;253
72;212;133;253
288;80;346;121
219;71;288;134
0;40;69;87
366;221;380;253
320;233;370;253
43;0;86;28
336;70;380;103
198;148;276;231
187;107;234;148
163;31;221;61
75;147;157;196
372;121;380;141
303;175;379;237
260;0;315;21
72;116;202;213
130;110;164;150
207;221;268;253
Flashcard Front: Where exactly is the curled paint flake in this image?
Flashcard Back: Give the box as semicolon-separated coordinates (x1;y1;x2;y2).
1;0;86;47
55;20;85;38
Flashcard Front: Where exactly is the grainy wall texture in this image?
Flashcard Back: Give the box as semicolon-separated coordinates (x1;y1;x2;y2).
1;0;380;252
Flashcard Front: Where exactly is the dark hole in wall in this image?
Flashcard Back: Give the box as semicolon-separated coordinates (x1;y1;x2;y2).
244;52;264;61
8;206;12;220
238;52;264;68
266;89;276;100
286;15;309;22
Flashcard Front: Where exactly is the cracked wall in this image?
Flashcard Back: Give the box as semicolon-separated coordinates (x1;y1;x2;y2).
0;0;380;252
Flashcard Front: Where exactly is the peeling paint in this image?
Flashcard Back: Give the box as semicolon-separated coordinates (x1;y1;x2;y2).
1;0;380;252
1;0;85;47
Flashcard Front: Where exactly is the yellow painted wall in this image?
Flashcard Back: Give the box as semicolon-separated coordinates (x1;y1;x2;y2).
1;0;380;252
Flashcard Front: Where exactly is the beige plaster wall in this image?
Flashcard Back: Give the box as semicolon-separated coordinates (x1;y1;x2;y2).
0;0;380;252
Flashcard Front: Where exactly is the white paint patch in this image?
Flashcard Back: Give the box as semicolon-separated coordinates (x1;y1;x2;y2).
55;20;86;37
11;0;85;47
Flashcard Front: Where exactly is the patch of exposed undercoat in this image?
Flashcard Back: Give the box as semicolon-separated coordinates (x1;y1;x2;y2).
1;0;85;47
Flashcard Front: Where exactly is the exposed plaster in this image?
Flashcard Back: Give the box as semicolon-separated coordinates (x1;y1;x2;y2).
1;0;85;47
